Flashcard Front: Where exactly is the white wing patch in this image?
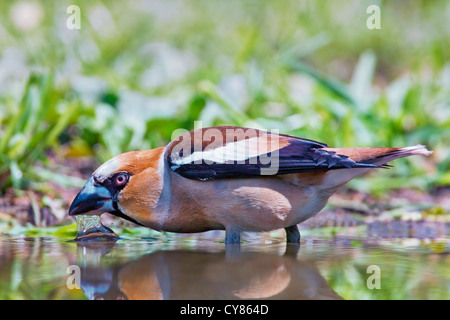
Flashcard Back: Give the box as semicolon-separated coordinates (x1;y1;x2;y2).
170;136;280;166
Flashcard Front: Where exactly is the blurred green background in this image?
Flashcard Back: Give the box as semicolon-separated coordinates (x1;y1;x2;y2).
0;0;449;199
0;0;449;301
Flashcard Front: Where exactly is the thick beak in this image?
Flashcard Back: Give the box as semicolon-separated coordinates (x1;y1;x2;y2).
69;177;114;216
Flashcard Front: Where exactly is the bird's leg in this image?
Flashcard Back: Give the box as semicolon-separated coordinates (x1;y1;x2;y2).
225;227;241;244
225;242;241;258
284;243;300;257
285;225;300;244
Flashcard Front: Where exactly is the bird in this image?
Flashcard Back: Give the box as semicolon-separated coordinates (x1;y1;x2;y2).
68;126;432;244
77;249;342;300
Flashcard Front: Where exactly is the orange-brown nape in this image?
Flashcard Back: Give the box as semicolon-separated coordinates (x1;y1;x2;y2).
113;148;165;226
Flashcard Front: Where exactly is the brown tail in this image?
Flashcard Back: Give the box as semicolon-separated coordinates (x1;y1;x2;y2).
324;144;432;167
321;145;432;188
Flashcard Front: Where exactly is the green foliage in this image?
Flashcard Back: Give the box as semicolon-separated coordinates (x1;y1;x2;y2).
0;0;448;193
0;1;447;301
0;73;82;190
320;244;450;299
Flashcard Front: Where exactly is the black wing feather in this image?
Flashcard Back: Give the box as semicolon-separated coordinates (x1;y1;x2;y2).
168;132;380;181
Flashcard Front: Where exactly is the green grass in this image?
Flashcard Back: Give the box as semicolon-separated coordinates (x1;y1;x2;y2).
0;2;448;302
0;73;83;190
0;0;449;195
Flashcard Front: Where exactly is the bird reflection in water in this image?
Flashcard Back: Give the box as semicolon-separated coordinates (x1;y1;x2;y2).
76;242;342;300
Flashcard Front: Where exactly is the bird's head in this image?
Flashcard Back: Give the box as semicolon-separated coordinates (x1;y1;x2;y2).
68;148;164;226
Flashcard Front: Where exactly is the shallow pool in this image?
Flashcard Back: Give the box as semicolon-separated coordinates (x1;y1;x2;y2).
0;232;448;300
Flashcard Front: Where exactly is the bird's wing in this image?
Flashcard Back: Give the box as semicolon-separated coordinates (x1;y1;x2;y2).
166;126;380;181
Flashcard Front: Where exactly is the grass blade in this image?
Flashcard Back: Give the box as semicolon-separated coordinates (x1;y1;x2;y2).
286;60;356;106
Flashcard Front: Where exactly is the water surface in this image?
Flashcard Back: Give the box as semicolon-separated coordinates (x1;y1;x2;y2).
0;233;448;300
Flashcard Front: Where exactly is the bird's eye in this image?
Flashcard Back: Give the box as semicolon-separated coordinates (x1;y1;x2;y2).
113;172;129;188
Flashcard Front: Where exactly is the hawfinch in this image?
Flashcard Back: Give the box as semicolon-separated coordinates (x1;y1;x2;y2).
69;126;432;244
